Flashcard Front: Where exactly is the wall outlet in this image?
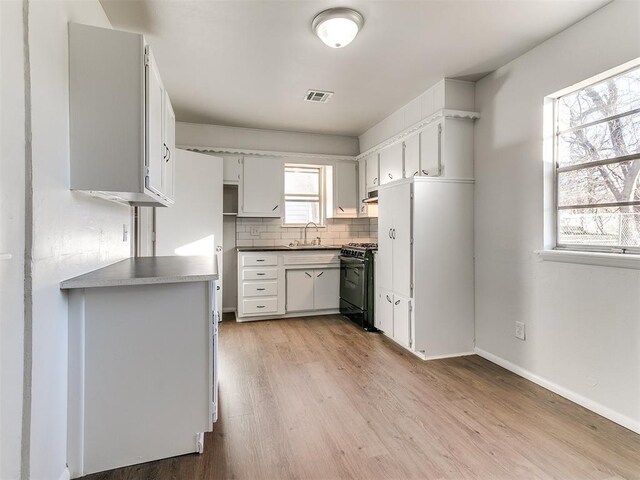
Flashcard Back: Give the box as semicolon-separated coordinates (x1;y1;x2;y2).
515;321;526;340
250;226;260;236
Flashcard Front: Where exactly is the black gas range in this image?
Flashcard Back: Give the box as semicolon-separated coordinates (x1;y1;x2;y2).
339;243;378;331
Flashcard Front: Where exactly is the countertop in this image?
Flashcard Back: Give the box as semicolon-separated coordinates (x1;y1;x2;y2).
60;256;219;290
237;245;342;252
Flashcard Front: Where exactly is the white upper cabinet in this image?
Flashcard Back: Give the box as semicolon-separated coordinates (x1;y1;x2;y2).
403;133;420;178
420;121;442;177
162;94;176;200
330;162;358;218
239;156;283;217
69;24;175;206
379;143;403;185
223;156;242;184
365;153;379;191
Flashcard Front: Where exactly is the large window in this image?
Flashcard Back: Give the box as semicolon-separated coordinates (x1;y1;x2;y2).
555;65;640;253
284;165;323;225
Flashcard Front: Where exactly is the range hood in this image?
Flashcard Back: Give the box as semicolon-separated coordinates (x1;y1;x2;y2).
362;191;378;204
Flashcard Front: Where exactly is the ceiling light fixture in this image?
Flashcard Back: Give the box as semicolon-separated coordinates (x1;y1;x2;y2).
312;8;364;49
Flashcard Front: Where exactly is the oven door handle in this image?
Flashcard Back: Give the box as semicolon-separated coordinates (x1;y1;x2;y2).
339;255;366;265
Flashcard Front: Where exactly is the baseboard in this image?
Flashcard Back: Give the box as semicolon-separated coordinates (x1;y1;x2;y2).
474;347;640;435
59;467;71;480
222;307;236;313
236;309;340;322
423;351;476;361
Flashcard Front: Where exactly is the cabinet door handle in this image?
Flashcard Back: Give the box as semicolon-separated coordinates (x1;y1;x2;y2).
422;169;429;175
317;271;324;277
305;271;312;277
256;288;266;291
392;228;396;239
413;171;419;176
395;300;401;305
386;295;392;303
388;173;393;179
388;229;392;239
166;145;171;163
338;206;344;212
272;205;279;211
374;177;378;185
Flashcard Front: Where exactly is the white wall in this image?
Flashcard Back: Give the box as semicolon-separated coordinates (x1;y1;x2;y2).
26;1;132;479
177;121;359;156
1;1;26;478
358;79;475;152
475;0;640;432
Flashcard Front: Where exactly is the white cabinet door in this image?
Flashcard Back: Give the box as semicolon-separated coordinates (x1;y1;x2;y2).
313;268;340;310
376;187;394;292
377;289;394;334
286;269;314;312
240;156;283;217
223;156;242;184
366;154;379;190
333;162;358;218
390;182;412;298
145;49;164;197
393;296;411;348
162;93;175;202
379;143;403;185
358;159;367;216
404;133;420;178
420;121;441;176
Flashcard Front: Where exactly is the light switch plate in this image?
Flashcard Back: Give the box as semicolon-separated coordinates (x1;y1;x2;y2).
515;321;526;340
250;227;260;236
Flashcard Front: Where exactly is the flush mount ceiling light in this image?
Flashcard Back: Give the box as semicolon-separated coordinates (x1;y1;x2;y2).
312;8;364;49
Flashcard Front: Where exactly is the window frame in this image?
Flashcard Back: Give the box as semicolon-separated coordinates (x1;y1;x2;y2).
553;65;640;255
282;164;326;227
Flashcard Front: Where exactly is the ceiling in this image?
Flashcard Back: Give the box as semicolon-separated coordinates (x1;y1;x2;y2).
100;0;609;137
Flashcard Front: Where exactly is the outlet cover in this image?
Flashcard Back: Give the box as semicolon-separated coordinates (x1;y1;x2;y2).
515;321;526;340
250;227;260;236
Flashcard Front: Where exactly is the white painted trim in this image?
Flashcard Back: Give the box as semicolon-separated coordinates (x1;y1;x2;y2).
176;145;356;162
423;351;476;361
222;307;236;313
355;109;480;160
59;467;71;480
536;249;640;270
474;347;640;434
236;309;340;322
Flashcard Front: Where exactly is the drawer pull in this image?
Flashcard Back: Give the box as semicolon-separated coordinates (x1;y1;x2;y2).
256;273;266;276
256;259;265;262
256;288;266;291
256;305;266;309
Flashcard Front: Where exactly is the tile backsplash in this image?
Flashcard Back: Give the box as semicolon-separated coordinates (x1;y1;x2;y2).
236;217;378;248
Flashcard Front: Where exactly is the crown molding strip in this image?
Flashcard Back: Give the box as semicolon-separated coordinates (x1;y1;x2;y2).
175;145;357;162
356;109;480;160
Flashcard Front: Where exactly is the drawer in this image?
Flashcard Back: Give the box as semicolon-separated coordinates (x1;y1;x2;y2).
242;268;278;280
242;281;277;297
242;254;278;267
242;297;278;315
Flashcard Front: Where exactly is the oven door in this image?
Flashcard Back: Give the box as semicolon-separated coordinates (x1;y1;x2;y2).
340;256;366;310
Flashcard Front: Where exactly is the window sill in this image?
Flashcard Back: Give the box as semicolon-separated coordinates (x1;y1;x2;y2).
535;249;640;270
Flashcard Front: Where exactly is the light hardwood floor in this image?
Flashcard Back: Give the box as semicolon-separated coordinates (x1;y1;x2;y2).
85;315;640;480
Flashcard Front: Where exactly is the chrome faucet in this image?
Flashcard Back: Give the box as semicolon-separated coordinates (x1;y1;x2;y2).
304;222;318;245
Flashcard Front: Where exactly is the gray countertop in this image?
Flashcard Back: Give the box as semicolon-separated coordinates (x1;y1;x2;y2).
61;256;219;290
237;245;342;252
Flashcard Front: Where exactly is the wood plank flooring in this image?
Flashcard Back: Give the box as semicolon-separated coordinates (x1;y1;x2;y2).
84;315;640;480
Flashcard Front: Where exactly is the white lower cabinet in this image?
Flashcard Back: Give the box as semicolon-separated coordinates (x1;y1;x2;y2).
376;289;411;348
313;268;340;310
286;268;339;312
237;250;340;320
286;270;315;312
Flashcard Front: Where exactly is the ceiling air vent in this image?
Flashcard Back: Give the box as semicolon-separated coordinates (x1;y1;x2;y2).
304;89;333;103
